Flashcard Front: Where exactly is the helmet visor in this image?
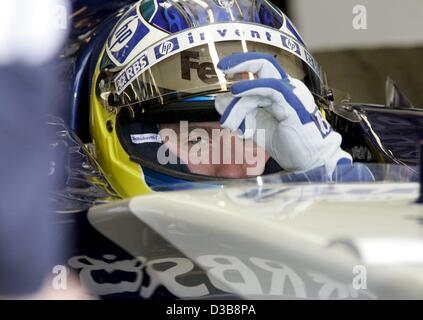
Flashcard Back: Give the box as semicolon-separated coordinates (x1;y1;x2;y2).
109;23;323;109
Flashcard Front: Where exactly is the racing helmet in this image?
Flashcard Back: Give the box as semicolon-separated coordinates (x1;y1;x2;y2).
90;0;326;197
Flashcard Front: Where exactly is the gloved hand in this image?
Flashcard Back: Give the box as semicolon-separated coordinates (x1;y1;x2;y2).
215;52;352;178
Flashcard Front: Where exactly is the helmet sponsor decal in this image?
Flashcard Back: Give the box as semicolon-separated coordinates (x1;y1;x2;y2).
280;34;300;55
114;23;320;94
106;4;151;66
154;37;180;59
115;54;150;92
181;50;218;84
304;50;319;73
285;16;305;46
131;134;163;144
108;15;139;53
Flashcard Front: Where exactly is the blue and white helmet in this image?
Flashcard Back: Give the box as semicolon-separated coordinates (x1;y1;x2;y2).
99;0;323;111
95;0;327;187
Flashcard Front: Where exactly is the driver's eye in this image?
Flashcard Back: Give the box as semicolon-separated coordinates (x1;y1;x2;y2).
189;136;203;145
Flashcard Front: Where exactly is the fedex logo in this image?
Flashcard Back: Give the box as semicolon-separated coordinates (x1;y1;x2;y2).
181;50;217;84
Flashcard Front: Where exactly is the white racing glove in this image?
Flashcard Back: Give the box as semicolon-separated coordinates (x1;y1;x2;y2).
215;52;352;177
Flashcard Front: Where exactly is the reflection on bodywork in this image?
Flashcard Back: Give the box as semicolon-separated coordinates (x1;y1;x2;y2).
47;116;120;213
67;253;376;299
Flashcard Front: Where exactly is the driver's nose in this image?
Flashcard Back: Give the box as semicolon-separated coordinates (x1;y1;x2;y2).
213;132;256;178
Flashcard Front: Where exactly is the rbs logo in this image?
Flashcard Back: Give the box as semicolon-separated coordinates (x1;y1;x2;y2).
180;50;218;84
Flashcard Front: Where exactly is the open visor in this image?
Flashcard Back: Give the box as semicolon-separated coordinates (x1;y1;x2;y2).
104;23;324;110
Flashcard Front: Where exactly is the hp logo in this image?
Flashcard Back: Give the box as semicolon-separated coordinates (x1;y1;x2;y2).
109;16;138;53
284;38;298;52
158;41;174;56
154;38;179;59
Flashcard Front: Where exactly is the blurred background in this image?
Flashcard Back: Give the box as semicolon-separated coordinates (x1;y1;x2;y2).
281;0;423;106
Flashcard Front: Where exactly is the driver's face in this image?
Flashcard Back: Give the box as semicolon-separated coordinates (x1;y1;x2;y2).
159;122;270;178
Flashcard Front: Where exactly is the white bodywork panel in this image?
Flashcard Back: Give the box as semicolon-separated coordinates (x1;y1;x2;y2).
89;182;423;299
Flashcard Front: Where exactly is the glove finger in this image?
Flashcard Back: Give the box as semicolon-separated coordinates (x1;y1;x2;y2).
231;78;314;124
253;108;277;149
238;110;257;140
288;78;316;113
214;92;234;115
219;95;262;133
215;92;265;139
216;93;250;136
217;52;288;80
